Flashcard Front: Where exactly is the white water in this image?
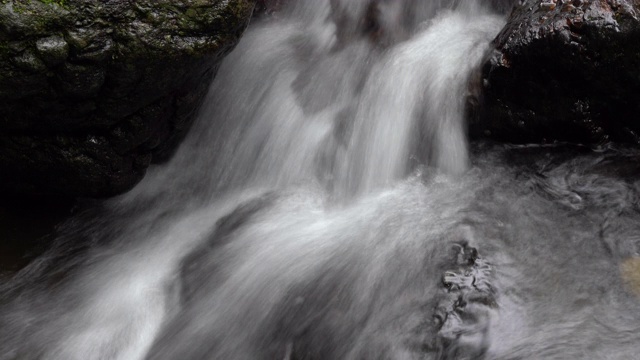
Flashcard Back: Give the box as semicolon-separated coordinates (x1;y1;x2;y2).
2;1;640;359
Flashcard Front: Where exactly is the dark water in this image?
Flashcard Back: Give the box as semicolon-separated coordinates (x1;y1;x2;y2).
1;1;640;359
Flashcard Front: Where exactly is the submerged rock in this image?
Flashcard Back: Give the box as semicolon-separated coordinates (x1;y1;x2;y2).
621;257;640;297
433;242;496;358
473;0;640;145
0;0;255;197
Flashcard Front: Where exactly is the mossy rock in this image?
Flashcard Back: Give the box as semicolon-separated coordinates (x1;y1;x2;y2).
0;0;256;197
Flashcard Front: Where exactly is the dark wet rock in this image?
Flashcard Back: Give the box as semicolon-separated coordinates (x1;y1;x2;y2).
34;35;69;66
472;0;640;146
486;0;519;13
0;194;75;274
432;242;496;358
254;0;285;17
0;0;256;197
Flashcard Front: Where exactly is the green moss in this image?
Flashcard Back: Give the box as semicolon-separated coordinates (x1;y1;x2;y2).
1;0;67;7
39;0;65;5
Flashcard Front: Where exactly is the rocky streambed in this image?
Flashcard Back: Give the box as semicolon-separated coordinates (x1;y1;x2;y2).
1;1;640;359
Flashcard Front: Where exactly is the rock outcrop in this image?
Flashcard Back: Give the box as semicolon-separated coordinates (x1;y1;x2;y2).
0;0;255;197
473;0;640;145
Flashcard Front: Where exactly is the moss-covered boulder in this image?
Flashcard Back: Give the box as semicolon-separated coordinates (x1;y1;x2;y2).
473;0;640;145
0;0;255;197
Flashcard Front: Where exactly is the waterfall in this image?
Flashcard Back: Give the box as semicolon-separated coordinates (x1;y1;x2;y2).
2;1;640;360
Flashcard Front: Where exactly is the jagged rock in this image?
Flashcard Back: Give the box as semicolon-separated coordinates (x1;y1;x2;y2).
432;242;496;358
0;0;255;197
473;0;640;145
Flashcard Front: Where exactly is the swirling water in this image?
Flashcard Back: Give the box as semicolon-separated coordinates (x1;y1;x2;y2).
2;1;640;359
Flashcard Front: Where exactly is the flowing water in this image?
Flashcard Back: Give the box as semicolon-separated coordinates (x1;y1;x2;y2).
2;1;640;359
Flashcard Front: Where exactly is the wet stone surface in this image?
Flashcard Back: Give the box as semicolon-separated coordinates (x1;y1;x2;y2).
472;0;640;146
433;242;496;358
0;0;256;197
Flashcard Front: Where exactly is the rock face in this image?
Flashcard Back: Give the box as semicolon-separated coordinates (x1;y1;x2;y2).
254;0;284;16
473;0;640;145
0;0;255;197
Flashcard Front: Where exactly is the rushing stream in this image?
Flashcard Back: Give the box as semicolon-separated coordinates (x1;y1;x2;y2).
2;1;640;359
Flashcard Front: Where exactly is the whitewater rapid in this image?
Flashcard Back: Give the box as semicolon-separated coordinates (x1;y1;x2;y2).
1;1;640;359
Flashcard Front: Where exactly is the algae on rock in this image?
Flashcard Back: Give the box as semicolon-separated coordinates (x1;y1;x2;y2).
0;0;255;197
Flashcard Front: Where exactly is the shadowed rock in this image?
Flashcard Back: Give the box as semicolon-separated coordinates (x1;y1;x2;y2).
472;0;640;145
0;0;255;197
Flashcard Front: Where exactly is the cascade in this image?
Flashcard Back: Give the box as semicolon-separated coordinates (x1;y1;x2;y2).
1;1;640;359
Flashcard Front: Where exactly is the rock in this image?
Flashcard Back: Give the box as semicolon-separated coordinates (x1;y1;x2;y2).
486;0;520;13
0;193;75;273
0;0;256;197
35;35;69;66
254;0;284;16
621;257;640;297
472;0;640;145
433;242;496;358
